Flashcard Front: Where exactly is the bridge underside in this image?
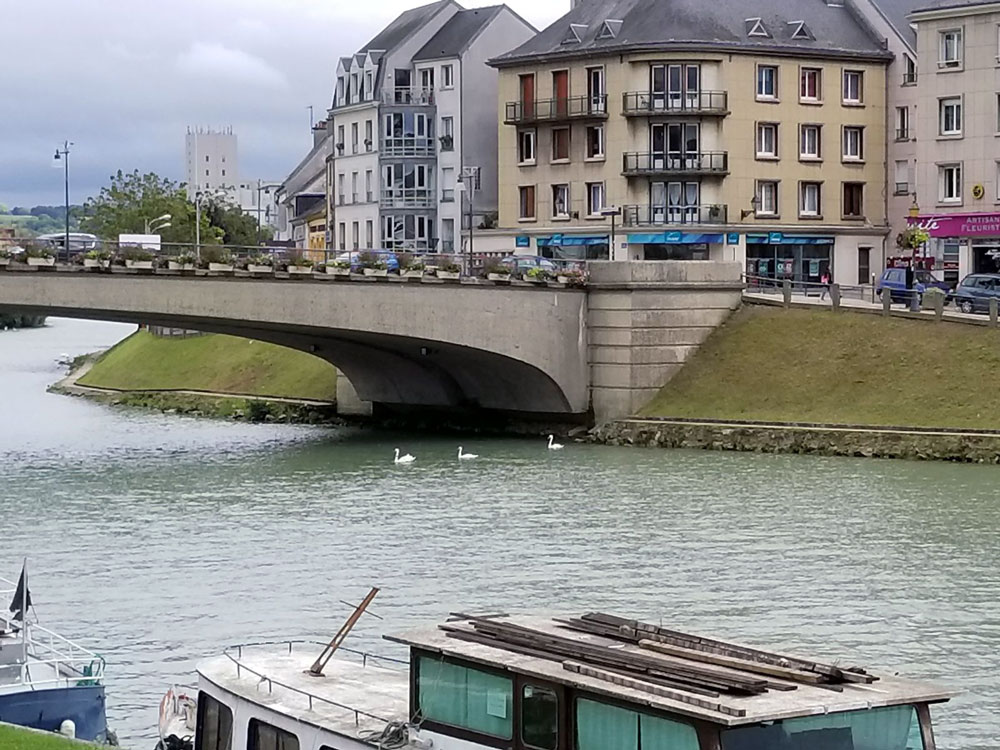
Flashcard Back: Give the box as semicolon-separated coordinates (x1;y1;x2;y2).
7;305;575;414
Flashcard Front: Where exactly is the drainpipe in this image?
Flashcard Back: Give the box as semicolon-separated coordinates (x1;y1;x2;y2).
459;56;465;258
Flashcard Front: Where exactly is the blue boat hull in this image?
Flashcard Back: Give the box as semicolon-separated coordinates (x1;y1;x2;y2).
0;684;107;742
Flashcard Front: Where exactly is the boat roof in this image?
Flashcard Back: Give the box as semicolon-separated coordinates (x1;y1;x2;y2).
197;643;409;741
387;613;957;728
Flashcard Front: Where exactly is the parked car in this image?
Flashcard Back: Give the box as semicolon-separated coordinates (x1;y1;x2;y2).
876;267;952;304
952;273;1000;314
499;255;559;273
333;251;399;271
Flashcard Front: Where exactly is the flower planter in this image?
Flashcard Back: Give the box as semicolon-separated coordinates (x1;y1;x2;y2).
168;261;195;271
125;260;155;270
402;270;425;280
287;265;314;275
0;258;11;267
83;259;110;269
436;270;461;281
523;275;547;284
208;263;235;273
487;273;512;282
27;257;56;267
327;266;351;277
363;268;389;277
246;264;273;274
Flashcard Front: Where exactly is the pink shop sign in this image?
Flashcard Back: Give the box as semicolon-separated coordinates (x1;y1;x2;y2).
909;212;1000;238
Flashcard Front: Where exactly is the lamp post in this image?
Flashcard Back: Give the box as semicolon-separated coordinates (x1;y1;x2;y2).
256;181;283;245
53;141;72;262
458;166;479;273
144;213;172;234
600;206;622;261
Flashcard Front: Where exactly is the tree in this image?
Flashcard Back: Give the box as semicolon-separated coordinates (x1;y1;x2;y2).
202;197;271;247
80;170;215;244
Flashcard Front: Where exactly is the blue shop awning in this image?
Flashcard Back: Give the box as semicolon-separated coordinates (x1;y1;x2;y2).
537;235;609;247
627;232;725;244
747;234;835;245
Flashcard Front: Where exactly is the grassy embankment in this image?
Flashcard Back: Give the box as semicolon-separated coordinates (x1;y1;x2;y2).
0;725;100;750
74;331;339;422
641;306;1000;430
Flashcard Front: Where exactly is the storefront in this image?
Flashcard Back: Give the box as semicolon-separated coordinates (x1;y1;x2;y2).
535;234;610;260
745;233;833;283
625;231;724;261
908;212;1000;283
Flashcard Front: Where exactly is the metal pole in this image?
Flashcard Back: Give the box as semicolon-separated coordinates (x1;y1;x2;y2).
63;142;70;263
468;183;473;272
610;213;616;260
256;180;262;246
195;193;201;262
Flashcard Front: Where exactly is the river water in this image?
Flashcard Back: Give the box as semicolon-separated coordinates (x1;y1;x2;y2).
0;319;997;749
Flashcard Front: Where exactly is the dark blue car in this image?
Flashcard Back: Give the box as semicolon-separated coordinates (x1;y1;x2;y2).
876;268;952;304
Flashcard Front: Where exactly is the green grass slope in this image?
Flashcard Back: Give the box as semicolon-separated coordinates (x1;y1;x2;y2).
79;331;337;402
641;306;1000;430
0;725;100;750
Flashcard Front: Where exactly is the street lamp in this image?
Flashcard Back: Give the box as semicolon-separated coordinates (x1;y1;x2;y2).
457;166;479;273
256;181;283;245
600;206;622;260
53;141;72;262
145;213;172;234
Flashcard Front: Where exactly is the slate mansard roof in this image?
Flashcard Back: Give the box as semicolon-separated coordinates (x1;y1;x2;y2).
413;6;508;61
490;0;892;66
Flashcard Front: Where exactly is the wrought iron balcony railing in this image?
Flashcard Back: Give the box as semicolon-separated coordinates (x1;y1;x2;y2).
622;204;728;227
622;151;729;176
622;91;729;116
504;95;608;124
381;88;435;106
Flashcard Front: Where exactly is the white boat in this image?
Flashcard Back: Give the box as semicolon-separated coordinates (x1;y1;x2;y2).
0;565;112;743
180;609;956;750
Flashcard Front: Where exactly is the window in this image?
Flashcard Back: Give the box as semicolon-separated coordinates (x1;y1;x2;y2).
417;656;512;738
338;222;346;250
800;124;821;159
221;169;225;176
440;117;454;150
800;182;821;217
337;124;345;148
939;97;962;135
587;66;606;113
552;127;570;161
586;182;605;215
352;222;359;250
521;685;558;750
800;68;821;101
756;181;778;215
351;122;358;153
858;247;871;285
519;186;536;219
576;698;699;750
365;120;373;150
996;94;1000;133
365;71;373;98
337;173;345;204
195;692;233;750
518;130;536;163
843;182;864;218
757;65;777;99
365;170;373;202
365;220;373;248
552;184;570;218
756;123;778;158
722;705;921;750
205;170;209;176
939;29;963;67
205;155;210;162
351;172;358;202
894;160;910;195
940;163;962;202
896;106;909;140
585;125;604;159
842;70;863;103
842;126;863;161
442;64;454;88
903;54;917;84
248;719;298;750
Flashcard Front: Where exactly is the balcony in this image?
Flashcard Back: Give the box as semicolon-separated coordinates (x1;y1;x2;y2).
622;91;729;117
504;95;608;125
381;137;436;157
895;127;910;141
622;151;729;177
380;188;435;209
902;71;917;86
623;204;728;227
381;87;435;106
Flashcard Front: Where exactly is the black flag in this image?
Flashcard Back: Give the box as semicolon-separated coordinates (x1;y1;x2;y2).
8;566;31;621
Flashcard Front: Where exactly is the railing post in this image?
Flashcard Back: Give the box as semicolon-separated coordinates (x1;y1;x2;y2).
882;289;892;317
830;283;841;311
782;278;791;308
991;298;998;328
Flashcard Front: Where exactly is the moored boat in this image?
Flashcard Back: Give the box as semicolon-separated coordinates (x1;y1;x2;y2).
0;564;112;744
187;608;956;750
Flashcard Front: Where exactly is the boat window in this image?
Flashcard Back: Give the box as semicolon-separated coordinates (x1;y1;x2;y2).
575;698;699;750
195;691;233;750
248;718;299;750
522;684;559;749
417;654;513;738
721;704;923;750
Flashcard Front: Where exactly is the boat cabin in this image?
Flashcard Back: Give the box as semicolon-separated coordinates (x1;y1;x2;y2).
193;613;955;750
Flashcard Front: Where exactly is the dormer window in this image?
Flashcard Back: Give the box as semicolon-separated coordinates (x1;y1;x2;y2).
789;21;813;40
562;23;587;44
746;18;769;38
598;20;623;40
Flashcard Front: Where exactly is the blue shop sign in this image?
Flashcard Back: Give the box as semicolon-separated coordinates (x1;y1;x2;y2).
515;235;531;248
727;232;740;245
768;232;784;244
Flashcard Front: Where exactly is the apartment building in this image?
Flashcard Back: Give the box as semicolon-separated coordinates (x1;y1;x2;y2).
275;121;332;254
910;0;1000;281
327;0;534;254
490;0;894;285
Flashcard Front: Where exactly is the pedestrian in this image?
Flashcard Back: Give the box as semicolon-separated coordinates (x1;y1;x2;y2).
820;267;832;300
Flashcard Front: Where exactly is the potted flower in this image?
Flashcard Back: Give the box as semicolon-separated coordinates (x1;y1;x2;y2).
168;251;196;271
359;250;388;277
483;260;512;283
556;268;587;287
436;261;461;281
123;247;155;270
286;255;315;275
246;254;275;274
399;253;426;280
83;249;112;269
327;259;352;277
198;247;234;273
25;246;56;267
524;266;551;284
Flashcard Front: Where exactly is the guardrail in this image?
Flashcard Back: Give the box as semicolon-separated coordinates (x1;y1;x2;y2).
504;95;608;124
743;273;871;302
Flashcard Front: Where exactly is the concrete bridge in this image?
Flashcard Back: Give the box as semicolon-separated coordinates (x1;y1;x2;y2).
0;264;743;422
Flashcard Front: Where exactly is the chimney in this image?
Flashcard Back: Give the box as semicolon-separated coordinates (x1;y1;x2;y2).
313;119;328;148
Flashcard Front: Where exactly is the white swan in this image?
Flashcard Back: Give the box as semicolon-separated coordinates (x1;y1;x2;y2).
547;435;564;451
457;446;479;460
393;448;416;464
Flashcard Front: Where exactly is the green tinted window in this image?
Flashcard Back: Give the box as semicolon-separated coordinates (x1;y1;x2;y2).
576;698;698;750
417;655;513;738
722;705;923;750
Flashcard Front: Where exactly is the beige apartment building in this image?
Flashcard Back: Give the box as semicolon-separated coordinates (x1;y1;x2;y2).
488;0;894;285
911;0;1000;281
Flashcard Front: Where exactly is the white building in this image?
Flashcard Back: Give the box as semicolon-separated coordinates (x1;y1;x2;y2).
327;0;535;254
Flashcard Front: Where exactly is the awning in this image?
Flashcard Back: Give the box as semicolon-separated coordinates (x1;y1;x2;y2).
537;235;609;247
747;234;834;245
627;232;725;244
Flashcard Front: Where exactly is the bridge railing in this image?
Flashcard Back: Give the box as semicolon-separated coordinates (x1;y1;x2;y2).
743;274;873;303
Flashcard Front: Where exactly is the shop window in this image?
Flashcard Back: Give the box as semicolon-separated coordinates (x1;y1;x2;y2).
248;719;298;750
417;655;513;739
195;692;233;750
522;685;558;750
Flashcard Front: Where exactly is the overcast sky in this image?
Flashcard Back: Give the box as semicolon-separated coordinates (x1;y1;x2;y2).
1;0;566;208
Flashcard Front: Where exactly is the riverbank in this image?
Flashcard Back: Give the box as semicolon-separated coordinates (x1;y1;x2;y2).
0;724;103;750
